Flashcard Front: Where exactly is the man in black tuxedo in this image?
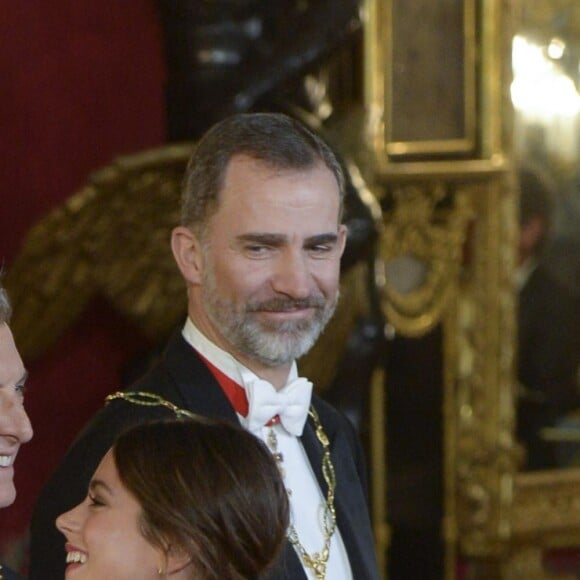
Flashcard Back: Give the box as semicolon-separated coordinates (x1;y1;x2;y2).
516;168;580;470
0;285;33;580
30;113;380;579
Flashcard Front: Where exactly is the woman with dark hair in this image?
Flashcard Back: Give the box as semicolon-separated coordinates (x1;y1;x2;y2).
56;417;289;579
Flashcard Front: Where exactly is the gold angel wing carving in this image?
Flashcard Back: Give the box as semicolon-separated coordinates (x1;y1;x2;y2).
5;143;194;360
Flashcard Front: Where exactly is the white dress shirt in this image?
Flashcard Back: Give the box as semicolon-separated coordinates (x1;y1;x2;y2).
182;318;353;580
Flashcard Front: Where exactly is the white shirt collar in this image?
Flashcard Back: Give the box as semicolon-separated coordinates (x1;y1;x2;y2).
181;317;299;389
182;321;349;579
516;257;539;291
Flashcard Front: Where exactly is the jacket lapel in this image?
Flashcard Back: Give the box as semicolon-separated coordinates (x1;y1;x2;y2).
159;331;378;579
161;329;240;423
301;401;380;580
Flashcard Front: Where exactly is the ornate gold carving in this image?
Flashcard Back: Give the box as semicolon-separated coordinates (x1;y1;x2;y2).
453;173;520;557
502;545;576;580
364;0;478;161
504;470;580;579
377;180;473;336
361;0;519;575
513;469;580;544
5;144;194;359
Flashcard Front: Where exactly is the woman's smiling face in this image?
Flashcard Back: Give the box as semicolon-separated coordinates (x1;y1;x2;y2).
56;450;164;580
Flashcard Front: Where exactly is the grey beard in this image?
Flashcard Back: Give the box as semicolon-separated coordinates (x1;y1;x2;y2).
230;301;336;366
203;287;339;367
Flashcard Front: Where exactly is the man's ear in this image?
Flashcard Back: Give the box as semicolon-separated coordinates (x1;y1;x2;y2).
171;226;204;285
337;224;348;257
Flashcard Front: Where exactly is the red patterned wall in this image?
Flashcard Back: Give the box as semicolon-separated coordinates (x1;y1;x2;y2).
0;0;167;557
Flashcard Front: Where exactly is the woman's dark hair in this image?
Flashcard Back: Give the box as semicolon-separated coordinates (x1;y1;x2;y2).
113;418;289;580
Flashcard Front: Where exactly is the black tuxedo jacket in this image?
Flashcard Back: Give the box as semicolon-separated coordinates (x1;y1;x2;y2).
518;266;579;405
517;266;580;469
30;330;380;579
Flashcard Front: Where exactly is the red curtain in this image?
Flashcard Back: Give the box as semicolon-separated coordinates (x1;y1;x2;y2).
0;0;167;556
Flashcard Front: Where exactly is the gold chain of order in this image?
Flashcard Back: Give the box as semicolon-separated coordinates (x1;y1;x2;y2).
105;392;338;579
267;406;336;580
105;391;199;420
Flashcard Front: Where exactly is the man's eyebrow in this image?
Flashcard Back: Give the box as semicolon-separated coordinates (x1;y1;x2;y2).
305;233;339;246
236;233;340;246
237;233;286;245
89;479;114;496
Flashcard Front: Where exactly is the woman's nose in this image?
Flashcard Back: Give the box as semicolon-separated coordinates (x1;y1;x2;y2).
56;502;83;537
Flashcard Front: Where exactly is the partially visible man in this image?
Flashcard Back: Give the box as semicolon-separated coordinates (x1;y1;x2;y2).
30;113;380;579
0;284;33;580
516;168;580;469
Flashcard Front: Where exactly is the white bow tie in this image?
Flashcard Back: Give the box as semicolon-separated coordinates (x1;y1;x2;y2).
243;377;313;436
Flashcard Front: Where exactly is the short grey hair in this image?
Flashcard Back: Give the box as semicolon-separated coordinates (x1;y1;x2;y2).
0;283;11;324
181;112;345;236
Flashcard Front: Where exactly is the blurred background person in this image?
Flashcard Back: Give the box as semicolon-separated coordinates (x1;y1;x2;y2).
0;283;33;580
516;167;580;469
56;416;289;580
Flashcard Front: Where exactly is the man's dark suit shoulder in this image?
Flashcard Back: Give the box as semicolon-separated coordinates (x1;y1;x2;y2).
1;564;22;580
29;329;379;580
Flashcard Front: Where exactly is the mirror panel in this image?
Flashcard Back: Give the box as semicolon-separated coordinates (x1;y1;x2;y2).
512;0;580;473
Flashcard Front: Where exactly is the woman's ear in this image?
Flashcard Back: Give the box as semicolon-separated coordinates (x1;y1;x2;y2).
171;226;204;285
162;544;193;577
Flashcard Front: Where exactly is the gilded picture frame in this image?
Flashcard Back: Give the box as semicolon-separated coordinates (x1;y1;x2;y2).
365;0;478;161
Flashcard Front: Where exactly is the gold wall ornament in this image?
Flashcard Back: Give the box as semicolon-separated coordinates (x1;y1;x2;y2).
5;143;195;360
501;545;576;580
377;181;474;336
512;469;580;543
356;0;518;576
450;174;520;559
501;469;580;580
364;0;478;161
